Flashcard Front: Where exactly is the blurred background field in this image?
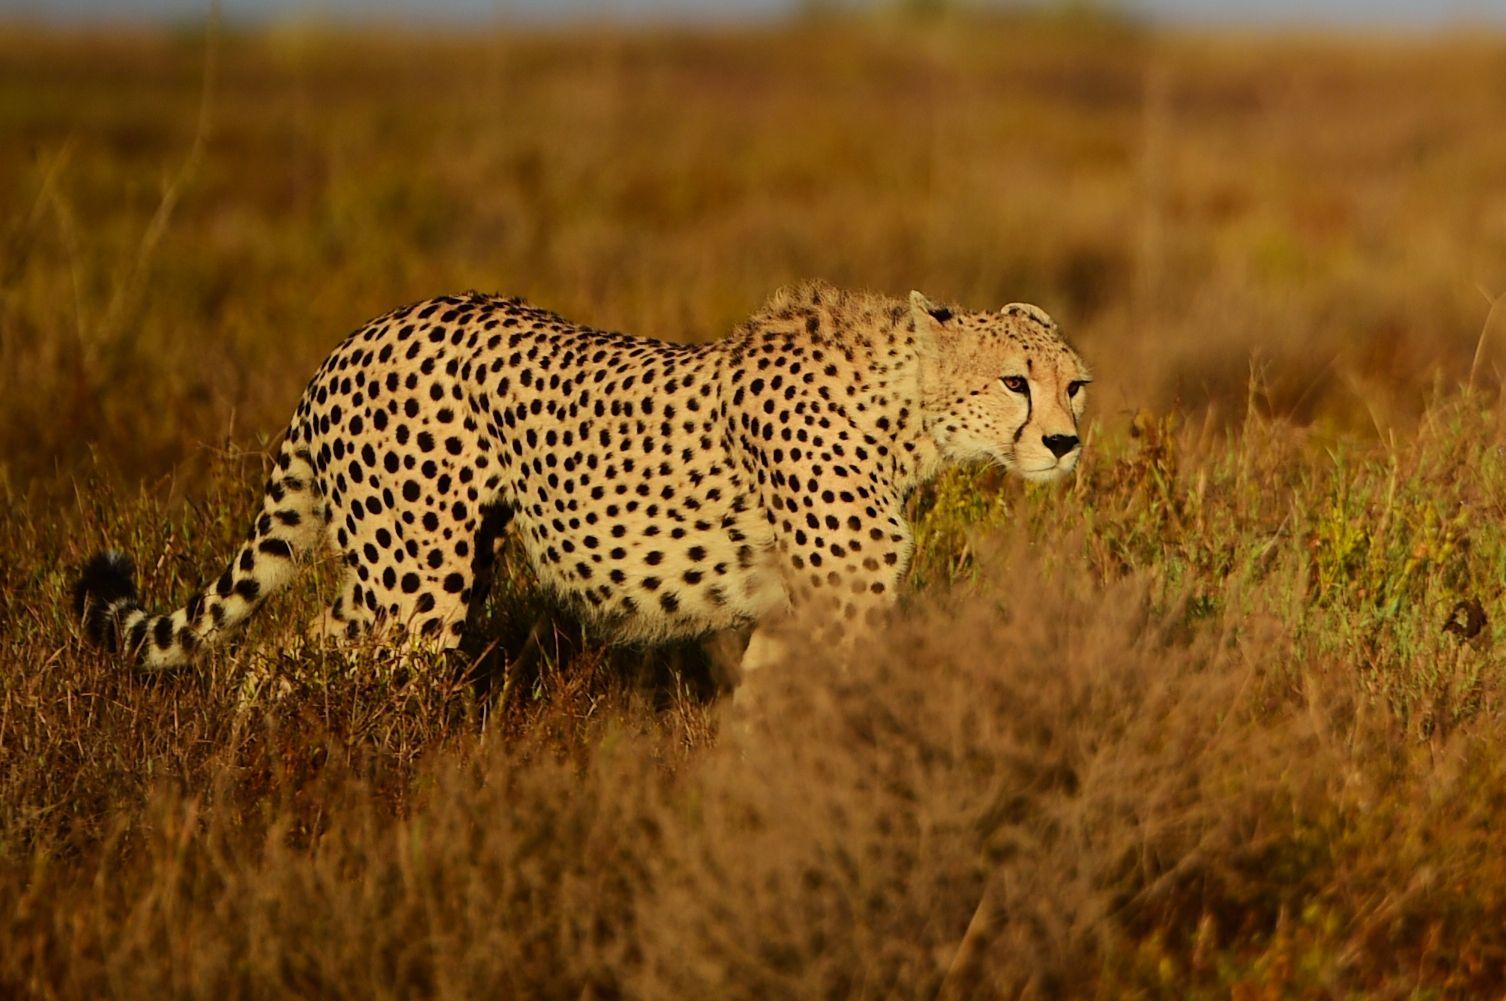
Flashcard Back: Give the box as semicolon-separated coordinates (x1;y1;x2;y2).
6;3;1506;996
8;7;1506;484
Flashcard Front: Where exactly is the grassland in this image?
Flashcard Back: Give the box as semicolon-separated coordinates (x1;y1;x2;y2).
5;10;1506;996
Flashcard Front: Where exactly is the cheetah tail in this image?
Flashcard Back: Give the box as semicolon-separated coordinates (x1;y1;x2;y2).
73;435;325;670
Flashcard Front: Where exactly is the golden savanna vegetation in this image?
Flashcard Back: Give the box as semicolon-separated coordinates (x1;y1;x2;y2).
5;9;1506;995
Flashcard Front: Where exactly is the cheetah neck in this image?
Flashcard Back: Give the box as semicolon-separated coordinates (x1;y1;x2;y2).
872;313;946;492
899;434;946;492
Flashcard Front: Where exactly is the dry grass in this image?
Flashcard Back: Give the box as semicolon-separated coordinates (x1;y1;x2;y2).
5;10;1506;996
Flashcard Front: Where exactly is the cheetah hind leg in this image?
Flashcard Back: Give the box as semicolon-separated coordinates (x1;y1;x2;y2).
301;564;463;684
237;566;371;706
305;503;513;669
308;562;378;648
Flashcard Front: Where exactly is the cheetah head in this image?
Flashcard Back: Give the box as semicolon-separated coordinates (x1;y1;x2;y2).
912;291;1090;483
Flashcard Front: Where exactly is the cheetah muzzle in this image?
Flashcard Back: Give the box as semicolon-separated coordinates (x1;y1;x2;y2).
73;281;1091;680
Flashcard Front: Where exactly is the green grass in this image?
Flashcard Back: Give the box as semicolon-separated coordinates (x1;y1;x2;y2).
5;13;1506;996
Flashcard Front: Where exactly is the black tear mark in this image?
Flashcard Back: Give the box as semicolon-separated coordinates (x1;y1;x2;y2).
1014;388;1033;443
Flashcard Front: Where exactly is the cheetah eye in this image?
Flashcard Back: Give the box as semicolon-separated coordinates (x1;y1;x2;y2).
1001;376;1029;395
1066;379;1091;399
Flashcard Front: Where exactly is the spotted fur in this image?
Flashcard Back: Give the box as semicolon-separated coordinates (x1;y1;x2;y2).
73;281;1090;673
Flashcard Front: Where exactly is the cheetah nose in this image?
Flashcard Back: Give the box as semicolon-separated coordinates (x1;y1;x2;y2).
1042;434;1079;458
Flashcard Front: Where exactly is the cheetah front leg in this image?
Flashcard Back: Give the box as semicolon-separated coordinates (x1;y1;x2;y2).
737;492;912;701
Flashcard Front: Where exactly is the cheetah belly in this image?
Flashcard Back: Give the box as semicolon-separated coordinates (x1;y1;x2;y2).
512;478;781;641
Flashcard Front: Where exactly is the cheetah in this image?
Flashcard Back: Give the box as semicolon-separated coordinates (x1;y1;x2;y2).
74;282;1090;679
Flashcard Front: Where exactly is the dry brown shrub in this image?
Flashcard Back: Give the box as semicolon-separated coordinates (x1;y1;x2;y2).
632;542;1293;998
9;508;1506;997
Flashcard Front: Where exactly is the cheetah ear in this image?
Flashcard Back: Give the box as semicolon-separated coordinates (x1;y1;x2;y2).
909;290;953;330
999;302;1056;329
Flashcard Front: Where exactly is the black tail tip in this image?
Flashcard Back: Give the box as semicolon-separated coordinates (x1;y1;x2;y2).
74;551;138;646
